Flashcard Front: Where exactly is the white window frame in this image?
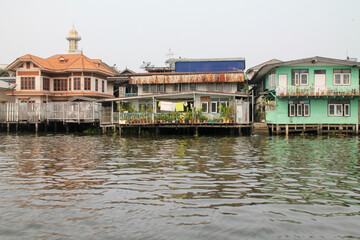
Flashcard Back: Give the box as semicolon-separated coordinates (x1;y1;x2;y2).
201;102;208;113
289;104;296;117
333;73;351;86
294;73;300;85
344;104;350;116
210;101;218;113
269;74;276;88
303;104;310;116
329;103;344;116
296;104;303;116
300;73;309;85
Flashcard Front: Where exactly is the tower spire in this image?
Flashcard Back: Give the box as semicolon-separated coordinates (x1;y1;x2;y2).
65;27;81;54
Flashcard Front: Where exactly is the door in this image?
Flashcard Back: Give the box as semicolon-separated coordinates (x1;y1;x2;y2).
278;74;287;94
314;73;326;94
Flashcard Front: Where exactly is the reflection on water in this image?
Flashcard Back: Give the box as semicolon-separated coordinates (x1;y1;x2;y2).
0;134;359;239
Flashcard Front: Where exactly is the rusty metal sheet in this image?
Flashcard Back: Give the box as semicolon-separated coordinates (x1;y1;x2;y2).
130;73;244;84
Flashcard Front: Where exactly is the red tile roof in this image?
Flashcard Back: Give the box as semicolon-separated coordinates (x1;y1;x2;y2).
8;54;115;75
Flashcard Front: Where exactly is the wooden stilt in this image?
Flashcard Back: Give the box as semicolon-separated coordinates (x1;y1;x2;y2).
195;126;199;136
239;126;242;136
356;124;359;135
285;124;289;136
119;126;122;137
35;123;38;133
7;123;10;132
138;126;141;137
66;125;69;133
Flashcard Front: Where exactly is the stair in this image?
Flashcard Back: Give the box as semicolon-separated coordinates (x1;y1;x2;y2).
252;122;269;135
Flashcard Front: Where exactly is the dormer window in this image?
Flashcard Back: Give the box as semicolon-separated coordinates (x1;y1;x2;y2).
58;57;67;63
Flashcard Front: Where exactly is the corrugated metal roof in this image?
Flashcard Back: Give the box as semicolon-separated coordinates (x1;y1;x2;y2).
166;57;245;63
130;72;244;84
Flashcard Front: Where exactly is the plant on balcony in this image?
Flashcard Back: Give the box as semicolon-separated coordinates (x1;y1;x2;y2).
219;103;233;123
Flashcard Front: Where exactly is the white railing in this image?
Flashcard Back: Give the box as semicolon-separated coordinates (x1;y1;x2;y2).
0;102;100;123
276;86;359;96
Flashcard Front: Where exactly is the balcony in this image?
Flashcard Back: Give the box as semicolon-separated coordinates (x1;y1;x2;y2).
276;86;360;97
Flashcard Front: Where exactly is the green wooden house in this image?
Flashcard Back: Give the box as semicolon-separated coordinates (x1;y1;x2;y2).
248;56;360;134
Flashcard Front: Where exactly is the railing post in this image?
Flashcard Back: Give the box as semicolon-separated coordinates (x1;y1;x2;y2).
111;101;114;124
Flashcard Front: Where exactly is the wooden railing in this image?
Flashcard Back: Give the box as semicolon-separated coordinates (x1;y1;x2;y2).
0;102;100;123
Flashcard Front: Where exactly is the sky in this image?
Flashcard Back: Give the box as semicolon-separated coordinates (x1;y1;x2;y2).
1;0;360;72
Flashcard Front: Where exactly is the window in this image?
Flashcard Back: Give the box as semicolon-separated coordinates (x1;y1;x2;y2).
210;101;218;113
150;84;157;93
73;77;81;90
269;74;276;88
173;83;181;92
69;78;71;91
182;83;189;91
95;79;98;91
21;77;35;90
334;69;351;85
190;83;196;91
207;83;215;91
296;104;303;116
224;83;231;92
53;79;68;91
102;81;105;93
288;102;310;117
201;102;208;113
84;77;91;90
215;83;223;91
328;102;350;116
43;78;50;91
26;62;31;69
143;84;149;93
158;84;165;93
291;69;309;86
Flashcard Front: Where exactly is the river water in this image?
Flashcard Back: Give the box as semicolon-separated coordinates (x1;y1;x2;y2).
0;133;359;239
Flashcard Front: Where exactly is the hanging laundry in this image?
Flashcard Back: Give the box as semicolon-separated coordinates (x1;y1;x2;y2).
175;102;184;112
160;101;174;111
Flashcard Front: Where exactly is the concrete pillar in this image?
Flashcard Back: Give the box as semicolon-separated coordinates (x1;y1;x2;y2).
7;123;10;132
356;124;359;135
35;123;38;133
66;125;69;134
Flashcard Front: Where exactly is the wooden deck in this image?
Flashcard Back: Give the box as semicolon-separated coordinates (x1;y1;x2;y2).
0;102;100;123
269;123;359;135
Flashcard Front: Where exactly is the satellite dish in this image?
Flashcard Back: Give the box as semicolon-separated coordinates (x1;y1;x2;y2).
140;62;151;69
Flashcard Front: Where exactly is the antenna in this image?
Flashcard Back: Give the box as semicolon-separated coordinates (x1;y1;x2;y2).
166;48;174;59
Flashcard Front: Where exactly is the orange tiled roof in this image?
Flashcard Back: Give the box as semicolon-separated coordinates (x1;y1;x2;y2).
8;54;115;75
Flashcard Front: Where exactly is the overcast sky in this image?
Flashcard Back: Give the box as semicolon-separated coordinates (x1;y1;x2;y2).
1;0;359;72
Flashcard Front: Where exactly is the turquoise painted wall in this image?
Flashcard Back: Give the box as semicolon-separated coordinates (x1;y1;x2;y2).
263;64;360;124
264;65;359;90
266;99;359;124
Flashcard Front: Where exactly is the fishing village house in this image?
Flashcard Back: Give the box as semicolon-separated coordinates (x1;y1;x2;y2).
248;56;360;135
101;58;251;129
